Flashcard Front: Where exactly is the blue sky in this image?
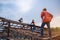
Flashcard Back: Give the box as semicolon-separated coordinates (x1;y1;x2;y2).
0;0;60;27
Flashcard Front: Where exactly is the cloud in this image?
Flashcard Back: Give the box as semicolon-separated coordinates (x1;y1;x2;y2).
0;0;36;14
15;0;35;13
0;0;36;20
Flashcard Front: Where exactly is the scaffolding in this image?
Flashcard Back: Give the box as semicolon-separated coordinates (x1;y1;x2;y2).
0;17;53;40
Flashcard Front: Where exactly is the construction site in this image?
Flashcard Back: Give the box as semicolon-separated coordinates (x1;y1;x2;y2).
0;17;60;40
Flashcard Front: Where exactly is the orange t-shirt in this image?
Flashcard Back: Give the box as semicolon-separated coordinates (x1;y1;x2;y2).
41;11;53;22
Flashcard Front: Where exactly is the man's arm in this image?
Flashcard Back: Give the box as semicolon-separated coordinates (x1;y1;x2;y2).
41;12;44;19
49;13;53;19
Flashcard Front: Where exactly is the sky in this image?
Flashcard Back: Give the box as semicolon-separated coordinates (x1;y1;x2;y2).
0;0;60;28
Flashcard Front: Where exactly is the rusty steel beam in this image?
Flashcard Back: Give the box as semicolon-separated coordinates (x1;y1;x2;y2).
0;17;41;28
7;22;10;40
0;17;20;24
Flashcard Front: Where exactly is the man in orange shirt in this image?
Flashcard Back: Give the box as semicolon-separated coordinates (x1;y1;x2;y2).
40;8;53;37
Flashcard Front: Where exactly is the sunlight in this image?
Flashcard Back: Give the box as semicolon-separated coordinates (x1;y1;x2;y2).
15;0;35;13
51;16;60;27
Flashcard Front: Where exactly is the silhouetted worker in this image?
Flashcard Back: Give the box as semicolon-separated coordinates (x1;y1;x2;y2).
40;8;53;37
31;19;36;32
18;18;23;23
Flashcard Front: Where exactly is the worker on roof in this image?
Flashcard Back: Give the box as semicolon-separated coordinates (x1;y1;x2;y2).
40;8;53;37
31;19;36;32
